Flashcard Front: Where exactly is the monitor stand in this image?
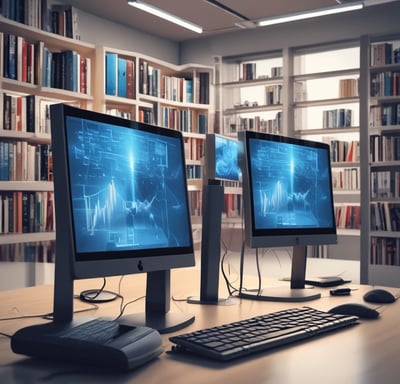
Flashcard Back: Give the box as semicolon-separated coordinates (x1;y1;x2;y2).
239;245;321;302
187;182;238;306
119;270;195;334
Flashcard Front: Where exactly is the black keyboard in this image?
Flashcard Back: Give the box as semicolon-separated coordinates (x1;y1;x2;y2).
170;306;358;361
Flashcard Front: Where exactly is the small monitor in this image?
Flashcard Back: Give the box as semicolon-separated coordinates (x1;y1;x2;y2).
205;133;241;183
51;104;195;333
238;130;337;301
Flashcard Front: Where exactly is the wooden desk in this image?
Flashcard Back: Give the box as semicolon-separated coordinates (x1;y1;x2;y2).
0;267;399;384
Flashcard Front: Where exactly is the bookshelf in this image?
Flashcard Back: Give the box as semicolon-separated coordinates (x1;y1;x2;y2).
360;34;400;287
214;52;285;137
0;13;213;256
289;41;361;260
0;14;96;258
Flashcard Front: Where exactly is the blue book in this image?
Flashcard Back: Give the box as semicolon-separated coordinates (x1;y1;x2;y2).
117;58;127;97
105;52;118;96
185;79;193;103
198;114;207;134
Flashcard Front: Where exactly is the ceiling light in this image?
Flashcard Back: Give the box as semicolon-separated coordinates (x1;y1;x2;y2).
128;0;203;34
258;2;364;27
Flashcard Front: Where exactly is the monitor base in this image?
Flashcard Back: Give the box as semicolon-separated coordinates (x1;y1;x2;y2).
239;287;321;302
186;296;239;306
119;311;195;334
79;289;119;303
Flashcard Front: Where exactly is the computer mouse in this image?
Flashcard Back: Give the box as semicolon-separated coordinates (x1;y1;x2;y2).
328;303;380;319
363;288;396;304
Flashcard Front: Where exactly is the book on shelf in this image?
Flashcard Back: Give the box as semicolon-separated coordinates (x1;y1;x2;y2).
0;141;52;182
370;202;400;232
322;108;353;128
105;52;118;96
370;134;400;162
1;0;50;33
0;191;55;234
370;71;400;97
339;78;359;98
50;4;80;39
105;53;135;99
370;42;400;66
198;72;210;104
335;204;360;230
370;237;400;266
241;62;256;81
0;241;55;263
369;103;400;127
117;57;127;97
265;84;282;105
332;167;360;191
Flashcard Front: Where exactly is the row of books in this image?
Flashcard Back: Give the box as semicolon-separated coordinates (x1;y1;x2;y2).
370;42;400;66
335;204;360;229
324;139;360;163
0;141;52;181
223;193;242;218
265;84;283;105
105;53;135;98
370;134;400;162
184;137;204;162
139;60;193;103
138;60;210;104
370;71;400;97
0;191;54;234
0;241;55;263
370;202;400;232
241;62;257;81
160;106;207;133
370;103;400;127
2;33;37;84
0;1;80;40
339;78;359;98
224;112;282;134
105;108;133;121
240;64;282;81
331;167;360;191
186;164;202;180
371;170;400;199
322;108;353;128
138;106;154;124
42;47;90;93
370;237;400;266
2;93;52;134
3;93;35;132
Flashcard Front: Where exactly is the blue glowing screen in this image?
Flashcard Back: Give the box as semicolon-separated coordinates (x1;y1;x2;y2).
215;135;241;181
248;137;335;230
65;116;192;254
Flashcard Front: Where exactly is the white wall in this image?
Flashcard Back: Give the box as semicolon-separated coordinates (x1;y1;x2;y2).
57;6;180;64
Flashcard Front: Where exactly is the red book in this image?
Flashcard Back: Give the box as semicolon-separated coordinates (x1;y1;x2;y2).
126;59;135;99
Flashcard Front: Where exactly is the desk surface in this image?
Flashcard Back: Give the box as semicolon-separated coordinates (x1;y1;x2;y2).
0;267;399;384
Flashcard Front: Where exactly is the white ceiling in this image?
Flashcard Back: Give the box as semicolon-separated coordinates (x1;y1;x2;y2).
64;0;391;42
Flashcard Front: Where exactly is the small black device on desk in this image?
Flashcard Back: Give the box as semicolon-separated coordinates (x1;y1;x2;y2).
330;287;352;296
11;318;163;371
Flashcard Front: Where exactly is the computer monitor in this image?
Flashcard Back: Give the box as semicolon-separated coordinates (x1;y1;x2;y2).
50;104;195;333
188;133;241;305
204;133;241;183
238;130;337;301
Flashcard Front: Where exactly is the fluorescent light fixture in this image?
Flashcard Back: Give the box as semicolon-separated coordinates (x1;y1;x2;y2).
128;0;203;34
258;2;364;27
